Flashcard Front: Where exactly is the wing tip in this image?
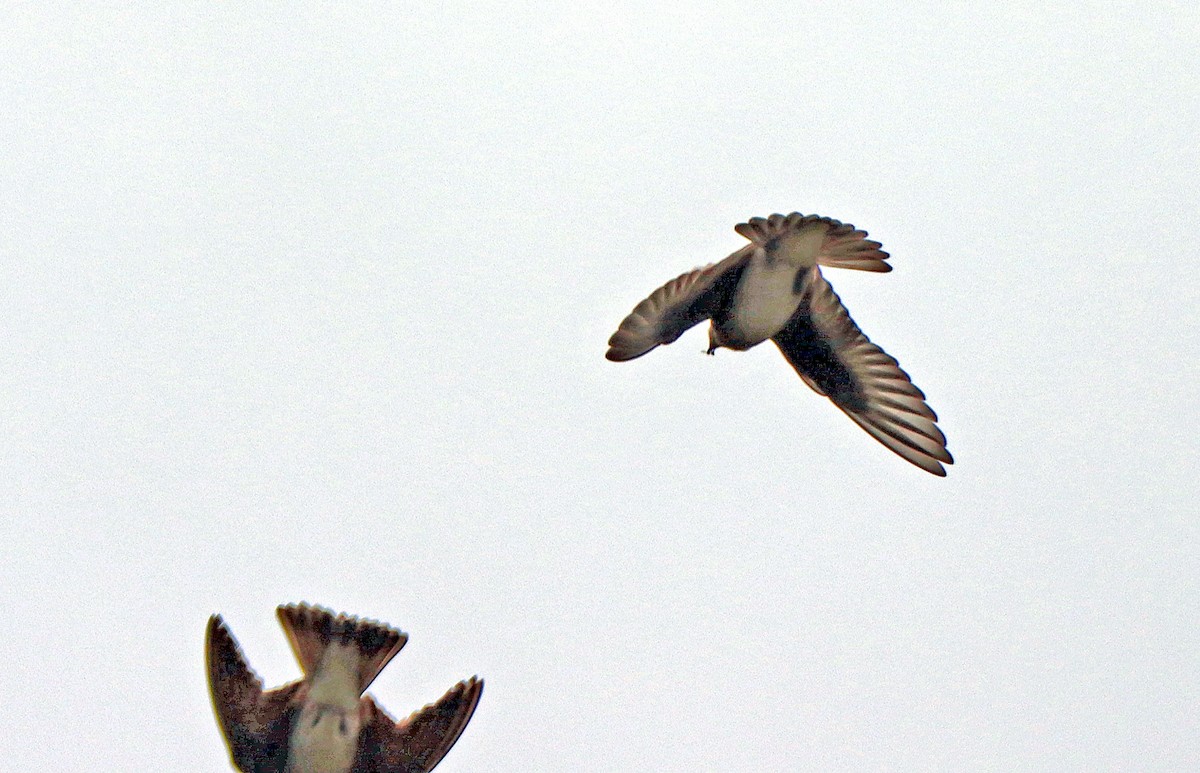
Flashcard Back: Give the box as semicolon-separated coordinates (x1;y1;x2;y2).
605;345;653;362
205;613;245;681
846;409;954;476
449;675;485;731
462;674;484;710
434;675;485;763
606;329;659;361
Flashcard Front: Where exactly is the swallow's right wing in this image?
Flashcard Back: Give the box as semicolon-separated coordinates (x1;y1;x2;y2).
355;676;484;772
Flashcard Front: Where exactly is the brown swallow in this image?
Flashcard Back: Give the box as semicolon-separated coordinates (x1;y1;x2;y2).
606;212;952;476
206;603;483;773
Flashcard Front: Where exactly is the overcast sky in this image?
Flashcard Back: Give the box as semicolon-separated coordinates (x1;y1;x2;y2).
3;3;1198;771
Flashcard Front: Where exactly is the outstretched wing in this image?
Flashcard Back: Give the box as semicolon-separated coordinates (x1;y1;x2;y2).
606;247;751;361
772;268;952;476
734;212;892;273
206;615;301;772
355;677;484;772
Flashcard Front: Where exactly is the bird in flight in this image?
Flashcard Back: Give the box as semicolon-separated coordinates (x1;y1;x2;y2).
206;602;483;772
606;212;953;476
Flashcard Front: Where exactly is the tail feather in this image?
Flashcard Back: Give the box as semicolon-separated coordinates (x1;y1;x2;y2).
734;212;892;273
276;602;408;694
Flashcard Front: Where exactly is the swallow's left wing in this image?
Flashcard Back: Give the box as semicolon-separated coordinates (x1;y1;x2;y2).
354;677;484;772
772;268;952;476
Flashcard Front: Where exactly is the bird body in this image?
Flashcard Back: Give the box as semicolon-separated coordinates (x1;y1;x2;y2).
607;212;953;476
713;251;803;350
709;226;828;350
206;603;483;773
287;642;366;773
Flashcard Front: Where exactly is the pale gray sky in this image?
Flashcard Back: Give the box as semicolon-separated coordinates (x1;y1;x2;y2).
2;3;1198;771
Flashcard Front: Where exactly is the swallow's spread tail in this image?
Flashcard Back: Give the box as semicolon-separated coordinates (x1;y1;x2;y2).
276;602;408;694
734;212;893;273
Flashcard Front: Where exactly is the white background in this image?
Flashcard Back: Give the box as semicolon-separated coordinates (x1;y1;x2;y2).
3;3;1198;770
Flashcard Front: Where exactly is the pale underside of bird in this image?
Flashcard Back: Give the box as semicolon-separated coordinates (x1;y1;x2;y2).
606;212;953;476
206;602;483;773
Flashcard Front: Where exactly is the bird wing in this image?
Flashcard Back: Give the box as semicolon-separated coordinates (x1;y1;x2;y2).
734;212;892;273
354;677;484;772
206;614;301;772
771;268;952;475
605;246;752;361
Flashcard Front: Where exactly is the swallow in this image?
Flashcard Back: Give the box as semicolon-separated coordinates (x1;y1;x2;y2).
606;212;952;475
206;602;483;772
